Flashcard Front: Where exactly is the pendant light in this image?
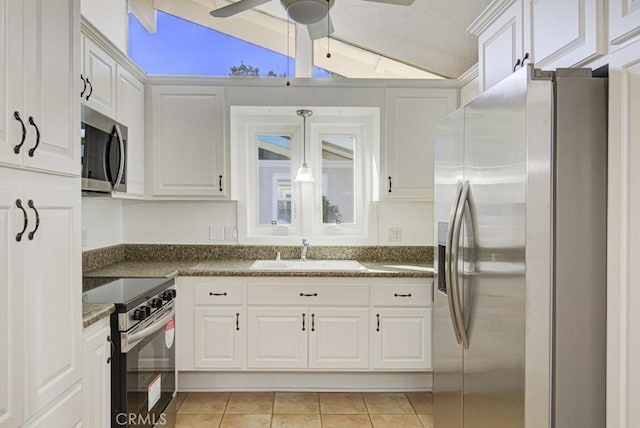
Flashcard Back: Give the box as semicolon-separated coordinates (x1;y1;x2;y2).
294;109;315;182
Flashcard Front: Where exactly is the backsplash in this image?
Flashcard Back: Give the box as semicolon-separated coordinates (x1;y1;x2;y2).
83;244;434;272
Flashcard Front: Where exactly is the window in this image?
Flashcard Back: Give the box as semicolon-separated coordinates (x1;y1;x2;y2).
232;107;380;244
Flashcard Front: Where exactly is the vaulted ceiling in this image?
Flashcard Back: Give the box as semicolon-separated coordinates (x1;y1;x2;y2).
149;0;493;78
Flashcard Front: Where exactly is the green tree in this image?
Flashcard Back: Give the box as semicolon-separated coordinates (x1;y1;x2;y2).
228;61;259;76
322;196;342;223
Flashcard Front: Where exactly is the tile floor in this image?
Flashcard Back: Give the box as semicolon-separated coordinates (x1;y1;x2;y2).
175;391;434;428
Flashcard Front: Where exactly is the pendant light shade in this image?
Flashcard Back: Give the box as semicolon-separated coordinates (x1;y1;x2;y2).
294;109;315;182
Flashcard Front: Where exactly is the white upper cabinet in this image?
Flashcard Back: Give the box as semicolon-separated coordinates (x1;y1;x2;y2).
81;35;117;119
531;0;605;68
0;0;79;177
116;65;145;196
610;0;640;47
383;88;457;201
149;85;227;197
469;0;525;92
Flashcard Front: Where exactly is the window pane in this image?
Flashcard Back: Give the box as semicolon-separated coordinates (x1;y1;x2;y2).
257;135;292;225
321;135;355;224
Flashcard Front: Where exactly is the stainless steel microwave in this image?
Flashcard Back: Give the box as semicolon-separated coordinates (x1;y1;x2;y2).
81;105;127;194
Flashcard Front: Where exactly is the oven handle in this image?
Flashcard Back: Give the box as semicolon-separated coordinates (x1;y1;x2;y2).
121;307;175;353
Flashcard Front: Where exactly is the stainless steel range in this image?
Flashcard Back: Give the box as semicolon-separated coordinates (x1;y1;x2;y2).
83;277;177;427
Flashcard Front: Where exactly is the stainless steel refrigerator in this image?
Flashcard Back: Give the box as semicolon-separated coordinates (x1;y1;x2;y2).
433;65;607;428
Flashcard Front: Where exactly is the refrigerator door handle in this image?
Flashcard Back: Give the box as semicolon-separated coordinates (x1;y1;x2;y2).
445;181;464;345
451;180;470;350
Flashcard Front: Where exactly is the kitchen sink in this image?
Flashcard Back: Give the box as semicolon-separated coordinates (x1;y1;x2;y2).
249;259;368;271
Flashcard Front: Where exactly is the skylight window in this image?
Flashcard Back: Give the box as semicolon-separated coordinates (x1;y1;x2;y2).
128;11;333;77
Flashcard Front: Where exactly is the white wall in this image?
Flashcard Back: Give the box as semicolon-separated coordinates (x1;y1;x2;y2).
377;202;433;245
81;0;128;53
117;199;433;246
81;198;124;250
123;200;238;244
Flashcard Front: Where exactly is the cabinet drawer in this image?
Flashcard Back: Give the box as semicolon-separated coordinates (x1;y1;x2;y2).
372;282;432;307
194;281;245;305
248;281;369;306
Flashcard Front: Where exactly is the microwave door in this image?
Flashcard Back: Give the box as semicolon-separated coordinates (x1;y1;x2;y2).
81;123;113;193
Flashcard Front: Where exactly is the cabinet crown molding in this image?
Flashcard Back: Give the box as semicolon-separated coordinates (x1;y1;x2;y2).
467;0;518;36
457;63;479;87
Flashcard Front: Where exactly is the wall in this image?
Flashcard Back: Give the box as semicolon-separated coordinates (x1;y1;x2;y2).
81;0;128;53
81;198;124;250
119;200;432;246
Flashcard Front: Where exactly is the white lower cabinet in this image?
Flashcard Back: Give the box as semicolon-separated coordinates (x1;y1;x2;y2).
82;317;111;428
24;385;83;428
194;307;244;369
372;309;432;370
177;276;432;374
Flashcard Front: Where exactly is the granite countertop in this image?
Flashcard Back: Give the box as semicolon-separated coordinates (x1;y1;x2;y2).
83;259;434;279
82;303;115;328
82;254;433;328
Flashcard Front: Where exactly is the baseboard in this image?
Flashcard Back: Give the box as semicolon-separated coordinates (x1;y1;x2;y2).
178;371;433;392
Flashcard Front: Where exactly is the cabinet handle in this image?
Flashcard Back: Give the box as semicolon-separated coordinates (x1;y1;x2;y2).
302;313;306;331
80;74;87;98
27;200;40;240
300;293;318;297
512;58;522;72
209;292;227;296
394;293;412;298
107;335;115;357
13;111;26;154
521;52;530;67
85;78;93;101
15;199;28;242
236;313;240;331
376;313;380;332
219;175;223;192
311;313;315;332
388;176;392;193
27;117;40;157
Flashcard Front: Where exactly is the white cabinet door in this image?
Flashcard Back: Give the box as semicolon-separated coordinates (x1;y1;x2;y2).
22;0;79;176
607;39;640;428
0;0;79;176
0;181;23;428
82;319;111;428
532;0;605;68
308;308;369;369
149;85;226;197
610;0;640;46
477;0;524;91
247;307;307;369
372;308;432;370
23;178;81;417
82;36;117;119
383;88;457;200
24;384;82;428
0;0;24;169
116;65;145;196
194;307;244;369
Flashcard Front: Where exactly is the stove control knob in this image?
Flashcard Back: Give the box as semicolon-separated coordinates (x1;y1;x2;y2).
160;290;174;301
170;289;177;298
132;308;147;321
140;305;151;317
150;298;163;309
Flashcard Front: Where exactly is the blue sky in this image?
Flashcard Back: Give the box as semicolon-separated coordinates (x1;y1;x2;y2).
128;11;330;77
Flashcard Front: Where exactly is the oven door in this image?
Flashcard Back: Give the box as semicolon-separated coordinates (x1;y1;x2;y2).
114;305;176;427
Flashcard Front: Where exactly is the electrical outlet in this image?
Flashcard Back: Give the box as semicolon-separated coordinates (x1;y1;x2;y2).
224;226;237;241
209;225;224;241
81;229;88;248
388;227;402;242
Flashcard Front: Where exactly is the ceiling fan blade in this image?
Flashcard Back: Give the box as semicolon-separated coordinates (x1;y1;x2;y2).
362;0;415;5
307;15;334;40
210;0;271;18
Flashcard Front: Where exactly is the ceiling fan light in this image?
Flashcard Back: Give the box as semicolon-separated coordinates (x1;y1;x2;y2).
282;0;328;25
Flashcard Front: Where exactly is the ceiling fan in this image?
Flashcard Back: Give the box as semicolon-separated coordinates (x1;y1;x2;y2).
210;0;416;40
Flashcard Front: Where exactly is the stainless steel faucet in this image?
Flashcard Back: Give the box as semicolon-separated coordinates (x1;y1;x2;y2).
300;238;309;260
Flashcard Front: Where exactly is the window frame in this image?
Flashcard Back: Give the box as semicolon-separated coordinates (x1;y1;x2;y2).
231;106;380;245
